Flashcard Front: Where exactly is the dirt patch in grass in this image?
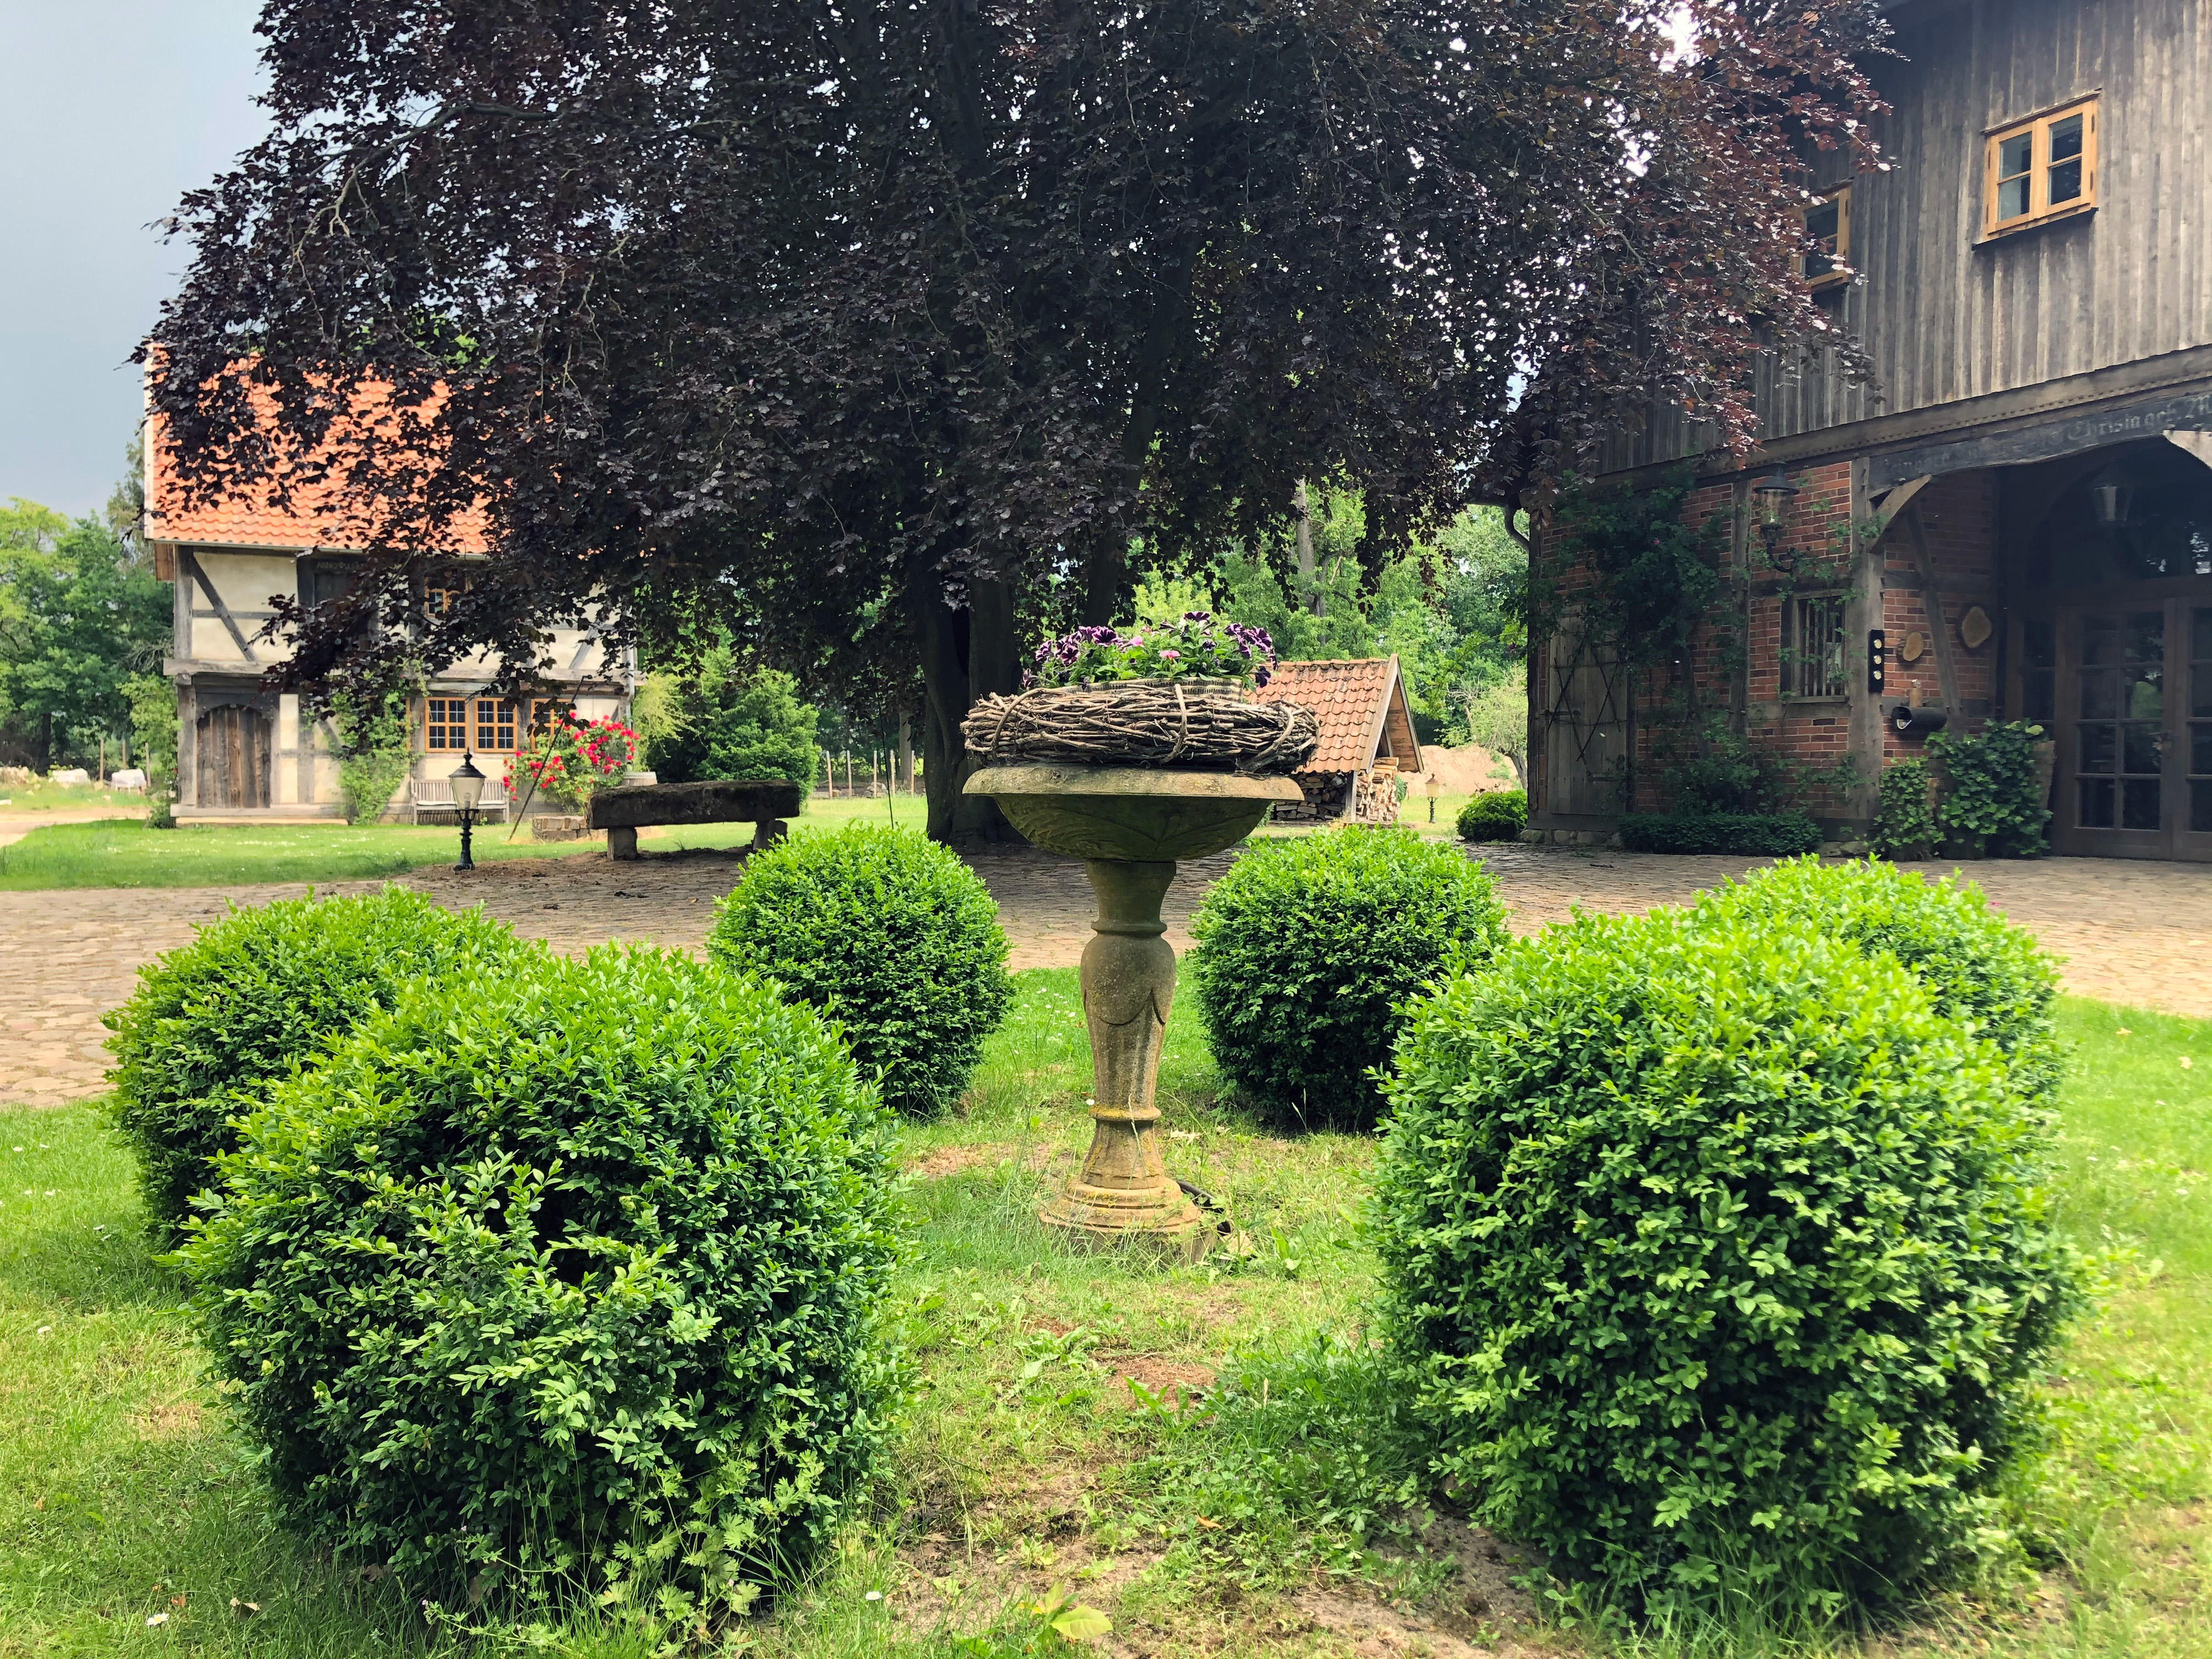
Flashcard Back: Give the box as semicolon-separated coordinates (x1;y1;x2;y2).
1102;1355;1216;1404
909;1141;1057;1180
129;1398;205;1441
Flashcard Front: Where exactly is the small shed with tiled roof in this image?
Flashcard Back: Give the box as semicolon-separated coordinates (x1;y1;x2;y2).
1251;656;1423;823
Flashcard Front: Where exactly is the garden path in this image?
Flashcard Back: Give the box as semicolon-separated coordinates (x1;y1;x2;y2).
4;843;2208;1108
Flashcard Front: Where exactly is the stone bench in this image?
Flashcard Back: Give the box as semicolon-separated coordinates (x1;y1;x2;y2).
584;779;805;860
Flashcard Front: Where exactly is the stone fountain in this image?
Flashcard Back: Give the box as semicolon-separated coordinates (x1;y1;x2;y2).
963;763;1302;1260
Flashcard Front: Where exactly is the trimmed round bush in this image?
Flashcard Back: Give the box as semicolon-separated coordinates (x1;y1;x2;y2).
1455;789;1527;842
1692;856;2062;1102
1187;825;1508;1130
177;946;901;1613
103;887;531;1245
708;824;1013;1118
1373;909;2084;1616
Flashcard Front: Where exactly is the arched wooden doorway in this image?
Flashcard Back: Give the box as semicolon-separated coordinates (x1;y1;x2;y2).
195;704;272;809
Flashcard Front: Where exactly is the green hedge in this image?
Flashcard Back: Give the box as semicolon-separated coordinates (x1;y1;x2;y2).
177;946;901;1616
1373;909;2082;1616
708;825;1013;1118
1617;811;1824;855
1691;856;2062;1103
1455;789;1527;842
103;888;532;1245
1188;826;1508;1131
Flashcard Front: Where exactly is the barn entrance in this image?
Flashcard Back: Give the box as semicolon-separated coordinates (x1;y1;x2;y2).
2011;439;2212;862
195;703;273;809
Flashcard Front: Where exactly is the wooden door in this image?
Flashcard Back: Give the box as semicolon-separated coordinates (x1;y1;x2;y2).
2050;600;2212;861
195;705;272;809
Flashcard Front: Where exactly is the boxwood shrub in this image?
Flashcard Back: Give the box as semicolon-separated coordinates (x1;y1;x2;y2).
1692;856;2062;1103
708;825;1013;1118
1617;811;1824;855
1187;826;1508;1131
1372;909;2083;1616
177;946;901;1615
1455;789;1527;843
103;887;531;1245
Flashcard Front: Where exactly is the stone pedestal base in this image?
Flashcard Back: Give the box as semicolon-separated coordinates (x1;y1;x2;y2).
1039;859;1213;1261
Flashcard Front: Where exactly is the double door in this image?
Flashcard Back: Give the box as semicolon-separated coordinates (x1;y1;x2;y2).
2024;599;2212;860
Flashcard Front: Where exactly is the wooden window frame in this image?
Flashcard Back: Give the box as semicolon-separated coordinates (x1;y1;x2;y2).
1780;591;1850;701
421;695;472;753
424;571;477;619
472;697;518;753
1799;184;1851;290
1983;98;2097;239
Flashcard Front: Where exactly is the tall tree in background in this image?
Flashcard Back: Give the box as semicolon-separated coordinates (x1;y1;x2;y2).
146;0;1887;839
0;496;170;771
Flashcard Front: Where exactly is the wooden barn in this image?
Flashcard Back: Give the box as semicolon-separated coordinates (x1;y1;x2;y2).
1252;657;1424;823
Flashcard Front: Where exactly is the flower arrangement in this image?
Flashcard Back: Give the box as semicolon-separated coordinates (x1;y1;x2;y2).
1030;612;1277;689
505;712;640;807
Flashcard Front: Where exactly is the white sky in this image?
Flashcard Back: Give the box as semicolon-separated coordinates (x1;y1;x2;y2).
0;0;268;518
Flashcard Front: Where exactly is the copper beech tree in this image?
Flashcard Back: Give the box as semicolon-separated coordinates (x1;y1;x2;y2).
147;0;1887;839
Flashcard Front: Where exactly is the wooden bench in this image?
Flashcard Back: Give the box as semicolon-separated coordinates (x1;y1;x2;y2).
410;776;511;825
584;779;805;860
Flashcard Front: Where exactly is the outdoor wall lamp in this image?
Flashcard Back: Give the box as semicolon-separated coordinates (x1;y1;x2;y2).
1752;466;1799;549
449;752;487;871
2090;464;2134;529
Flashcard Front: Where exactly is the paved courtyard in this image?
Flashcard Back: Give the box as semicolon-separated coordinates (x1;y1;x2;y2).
4;842;2208;1108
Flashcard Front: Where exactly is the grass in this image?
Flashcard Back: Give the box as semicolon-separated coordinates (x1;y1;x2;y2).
5;983;2204;1657
0;792;929;891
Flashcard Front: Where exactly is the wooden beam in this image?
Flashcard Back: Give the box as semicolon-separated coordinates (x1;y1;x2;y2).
1902;503;1963;715
181;549;260;665
1870;475;1934;536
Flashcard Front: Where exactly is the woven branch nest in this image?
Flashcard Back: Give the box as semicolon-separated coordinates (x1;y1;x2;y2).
963;682;1320;775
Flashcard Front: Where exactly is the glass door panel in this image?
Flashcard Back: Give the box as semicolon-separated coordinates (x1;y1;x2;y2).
2193;607;2212;837
2074;609;2163;832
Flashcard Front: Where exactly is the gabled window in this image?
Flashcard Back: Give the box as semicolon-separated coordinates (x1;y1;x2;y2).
1985;99;2097;238
1801;185;1850;289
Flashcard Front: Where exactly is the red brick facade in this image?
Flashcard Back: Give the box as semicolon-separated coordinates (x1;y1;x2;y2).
1531;459;2006;839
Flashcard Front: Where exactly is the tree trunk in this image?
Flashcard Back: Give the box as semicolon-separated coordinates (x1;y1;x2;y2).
913;572;1020;843
1294;478;1321;616
896;708;914;792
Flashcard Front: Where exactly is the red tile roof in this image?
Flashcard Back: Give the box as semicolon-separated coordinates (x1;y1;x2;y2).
1252;656;1421;777
146;378;490;554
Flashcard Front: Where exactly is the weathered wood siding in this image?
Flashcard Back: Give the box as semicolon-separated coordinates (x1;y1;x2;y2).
1604;0;2212;472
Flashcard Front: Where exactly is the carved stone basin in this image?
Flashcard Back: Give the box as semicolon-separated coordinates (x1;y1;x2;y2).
964;763;1304;1260
965;764;1302;862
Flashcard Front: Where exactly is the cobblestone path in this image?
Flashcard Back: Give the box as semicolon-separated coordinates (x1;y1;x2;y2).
5;842;2207;1108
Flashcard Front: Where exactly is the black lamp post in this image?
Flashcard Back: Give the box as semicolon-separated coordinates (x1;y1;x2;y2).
450;752;486;871
1752;465;1799;552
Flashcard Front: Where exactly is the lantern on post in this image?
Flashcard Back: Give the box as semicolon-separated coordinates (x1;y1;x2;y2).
449;752;487;871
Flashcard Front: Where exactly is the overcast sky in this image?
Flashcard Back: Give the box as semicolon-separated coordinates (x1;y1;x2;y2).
1;1;268;520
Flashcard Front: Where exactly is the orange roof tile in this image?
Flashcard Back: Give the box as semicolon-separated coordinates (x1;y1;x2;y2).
1252;656;1419;776
146;377;491;554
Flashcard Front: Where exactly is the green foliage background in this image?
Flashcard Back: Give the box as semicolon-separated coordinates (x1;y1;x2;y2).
651;645;820;793
0;498;169;771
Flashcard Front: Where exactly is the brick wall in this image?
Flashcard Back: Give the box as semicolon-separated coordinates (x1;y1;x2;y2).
1535;458;2002;828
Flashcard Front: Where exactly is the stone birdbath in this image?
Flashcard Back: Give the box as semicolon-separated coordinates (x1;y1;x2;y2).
963;763;1302;1260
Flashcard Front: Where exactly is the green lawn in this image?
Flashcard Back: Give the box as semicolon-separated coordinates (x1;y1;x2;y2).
7;988;2202;1657
0;792;934;891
